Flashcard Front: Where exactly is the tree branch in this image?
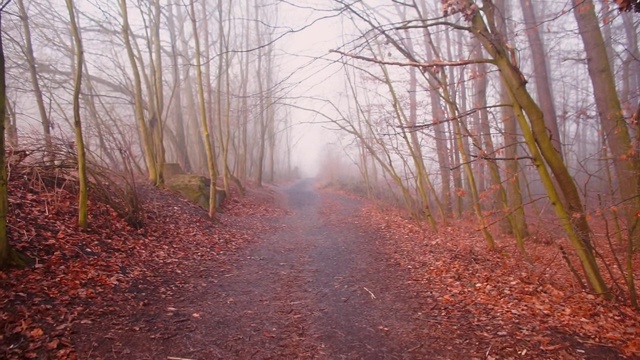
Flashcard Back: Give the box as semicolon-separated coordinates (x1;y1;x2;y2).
329;49;495;70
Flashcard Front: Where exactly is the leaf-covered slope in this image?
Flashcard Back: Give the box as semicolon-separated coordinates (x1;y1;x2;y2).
0;172;277;359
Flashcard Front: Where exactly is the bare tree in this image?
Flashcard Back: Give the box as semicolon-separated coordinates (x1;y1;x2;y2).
65;0;88;228
119;0;158;184
17;0;51;156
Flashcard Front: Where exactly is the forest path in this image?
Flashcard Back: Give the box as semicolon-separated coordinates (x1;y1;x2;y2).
75;179;480;359
185;178;446;359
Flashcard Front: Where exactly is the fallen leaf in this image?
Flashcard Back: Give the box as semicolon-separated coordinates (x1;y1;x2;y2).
29;328;44;338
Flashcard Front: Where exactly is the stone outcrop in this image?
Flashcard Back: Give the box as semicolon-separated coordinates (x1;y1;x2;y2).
166;174;210;209
163;163;226;210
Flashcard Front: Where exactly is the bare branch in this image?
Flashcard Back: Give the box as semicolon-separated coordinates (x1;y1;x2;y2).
329;49;495;70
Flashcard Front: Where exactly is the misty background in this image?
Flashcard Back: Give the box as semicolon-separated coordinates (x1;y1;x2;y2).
2;0;639;239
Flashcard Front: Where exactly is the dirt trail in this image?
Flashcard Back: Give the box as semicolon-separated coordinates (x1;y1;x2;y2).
275;179;428;359
76;179;465;359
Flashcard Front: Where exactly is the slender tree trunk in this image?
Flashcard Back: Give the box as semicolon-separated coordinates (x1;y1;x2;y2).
377;53;437;229
0;7;25;268
519;0;562;157
151;0;165;185
65;0;88;229
471;39;525;252
17;0;52;156
440;74;495;249
216;0;231;193
201;0;216;172
238;3;250;182
190;0;218;218
119;0;157;183
268;111;276;183
177;1;205;173
166;0;191;172
495;0;529;241
398;29;440;227
5;99;17;147
254;0;266;187
417;0;452;217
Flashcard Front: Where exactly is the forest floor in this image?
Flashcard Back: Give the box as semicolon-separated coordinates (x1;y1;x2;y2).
1;176;640;359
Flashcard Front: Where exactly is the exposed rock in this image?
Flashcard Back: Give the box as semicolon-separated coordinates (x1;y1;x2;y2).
166;174;209;209
165;174;226;210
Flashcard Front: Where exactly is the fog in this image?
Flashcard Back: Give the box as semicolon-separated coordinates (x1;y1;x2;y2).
3;0;640;325
3;0;639;212
276;2;345;177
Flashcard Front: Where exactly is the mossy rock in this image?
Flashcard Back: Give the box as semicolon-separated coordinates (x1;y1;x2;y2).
165;174;226;210
166;174;210;209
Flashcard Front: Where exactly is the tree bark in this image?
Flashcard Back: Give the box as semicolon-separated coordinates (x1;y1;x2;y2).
17;0;52;156
573;0;640;250
190;0;218;218
65;0;88;229
495;0;530;242
119;0;158;183
151;0;166;185
0;6;26;269
166;0;191;172
467;0;609;295
519;0;562;157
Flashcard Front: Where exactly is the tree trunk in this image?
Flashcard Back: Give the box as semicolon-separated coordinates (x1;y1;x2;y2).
5;99;17;147
238;2;250;182
216;0;230;193
495;0;529;242
467;0;609;295
190;0;218;218
166;0;191;172
151;0;165;186
519;0;562;157
472;39;525;252
254;0;267;187
65;0;88;229
176;1;205;173
401;30;439;227
417;1;452;216
17;0;52;156
573;0;640;250
0;8;26;269
378;53;437;229
119;0;157;183
621;13;640;117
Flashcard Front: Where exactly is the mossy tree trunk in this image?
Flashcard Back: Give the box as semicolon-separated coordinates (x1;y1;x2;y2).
466;0;609;296
119;0;158;185
151;0;165;186
190;0;218;218
494;0;530;248
572;0;640;250
65;0;88;229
